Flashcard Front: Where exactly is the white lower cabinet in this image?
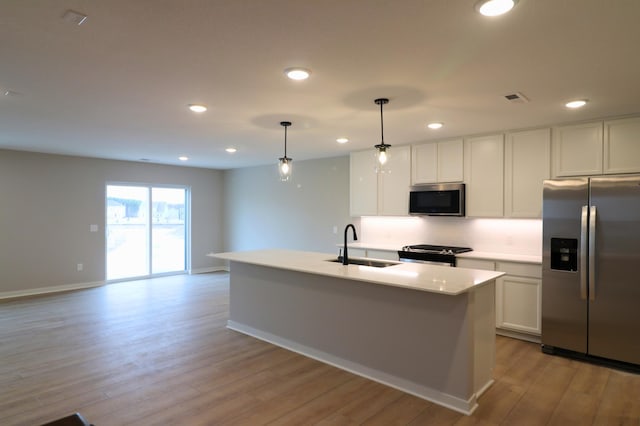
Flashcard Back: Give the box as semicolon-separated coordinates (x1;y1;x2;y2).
344;248;399;261
458;258;541;342
366;249;399;261
495;262;541;339
457;258;495;271
348;248;367;258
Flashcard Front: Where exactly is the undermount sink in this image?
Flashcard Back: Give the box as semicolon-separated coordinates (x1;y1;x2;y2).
327;257;399;268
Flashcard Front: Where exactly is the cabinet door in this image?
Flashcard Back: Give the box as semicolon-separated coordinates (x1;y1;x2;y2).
464;134;504;217
411;142;438;184
552;121;603;177
604;117;640;174
437;139;464;182
350;150;377;216
505;128;550;218
495;275;541;335
379;145;411;216
412;139;463;184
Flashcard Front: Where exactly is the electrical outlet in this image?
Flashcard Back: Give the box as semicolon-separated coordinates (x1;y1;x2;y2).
77;263;83;272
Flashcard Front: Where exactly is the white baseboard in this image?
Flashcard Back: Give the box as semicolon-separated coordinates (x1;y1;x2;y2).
0;280;105;301
496;328;541;344
190;266;229;274
227;320;479;415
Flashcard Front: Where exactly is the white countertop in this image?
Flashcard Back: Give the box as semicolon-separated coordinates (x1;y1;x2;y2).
458;251;542;265
211;249;504;296
346;242;542;265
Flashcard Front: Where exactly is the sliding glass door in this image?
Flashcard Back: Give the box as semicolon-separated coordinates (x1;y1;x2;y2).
106;184;188;280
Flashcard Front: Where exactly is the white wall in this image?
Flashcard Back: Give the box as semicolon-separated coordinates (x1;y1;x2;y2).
223;156;353;254
0;149;225;295
360;216;542;256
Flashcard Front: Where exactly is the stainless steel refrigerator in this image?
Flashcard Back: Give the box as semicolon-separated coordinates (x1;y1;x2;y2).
542;176;640;368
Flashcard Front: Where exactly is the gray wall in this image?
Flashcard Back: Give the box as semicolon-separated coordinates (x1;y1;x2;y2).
0;149;224;294
222;156;353;254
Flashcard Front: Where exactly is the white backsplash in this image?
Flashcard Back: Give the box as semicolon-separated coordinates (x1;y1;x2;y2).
360;216;542;256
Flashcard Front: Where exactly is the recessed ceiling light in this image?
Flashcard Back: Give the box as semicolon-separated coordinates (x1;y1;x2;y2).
284;67;311;80
178;156;189;161
225;147;237;153
188;104;207;113
565;99;588;109
475;0;517;16
427;122;444;130
336;138;349;144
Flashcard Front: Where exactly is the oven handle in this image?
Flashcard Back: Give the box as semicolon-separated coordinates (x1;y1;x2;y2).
397;254;455;267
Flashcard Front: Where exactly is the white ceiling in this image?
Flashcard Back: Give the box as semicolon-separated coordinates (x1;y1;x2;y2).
1;0;639;170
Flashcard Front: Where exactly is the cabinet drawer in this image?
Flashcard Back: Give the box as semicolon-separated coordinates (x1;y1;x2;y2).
349;248;367;258
367;249;399;261
457;258;495;270
496;262;541;278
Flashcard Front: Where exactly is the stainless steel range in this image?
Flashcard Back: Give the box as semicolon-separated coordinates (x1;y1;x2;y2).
398;244;473;267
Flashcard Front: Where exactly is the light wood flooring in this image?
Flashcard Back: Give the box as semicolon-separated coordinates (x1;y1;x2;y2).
1;272;639;425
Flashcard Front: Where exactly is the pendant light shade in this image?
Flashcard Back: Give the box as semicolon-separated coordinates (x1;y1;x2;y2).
278;121;293;181
374;98;391;173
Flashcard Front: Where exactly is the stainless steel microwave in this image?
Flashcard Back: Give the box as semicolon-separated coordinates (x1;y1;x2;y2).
409;183;465;216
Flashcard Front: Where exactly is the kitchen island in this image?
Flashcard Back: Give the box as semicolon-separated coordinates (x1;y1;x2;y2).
212;249;504;415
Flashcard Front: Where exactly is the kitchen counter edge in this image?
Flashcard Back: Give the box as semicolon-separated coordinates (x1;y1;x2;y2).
210;249;504;296
346;243;542;265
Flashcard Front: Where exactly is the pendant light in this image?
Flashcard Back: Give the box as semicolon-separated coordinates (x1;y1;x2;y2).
278;121;293;181
374;98;391;173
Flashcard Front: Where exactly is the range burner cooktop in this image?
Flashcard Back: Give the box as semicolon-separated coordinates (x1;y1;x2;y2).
398;244;473;266
400;244;473;255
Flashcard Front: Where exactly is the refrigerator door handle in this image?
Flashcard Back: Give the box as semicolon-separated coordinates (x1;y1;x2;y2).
580;205;589;300
589;206;597;301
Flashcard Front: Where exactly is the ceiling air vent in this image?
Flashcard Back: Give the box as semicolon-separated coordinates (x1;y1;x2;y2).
504;92;530;104
62;9;88;26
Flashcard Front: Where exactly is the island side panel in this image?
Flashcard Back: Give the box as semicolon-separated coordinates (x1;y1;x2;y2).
471;281;496;395
227;261;492;411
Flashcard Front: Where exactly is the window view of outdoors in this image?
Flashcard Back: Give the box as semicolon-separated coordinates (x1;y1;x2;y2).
106;185;187;280
151;187;186;274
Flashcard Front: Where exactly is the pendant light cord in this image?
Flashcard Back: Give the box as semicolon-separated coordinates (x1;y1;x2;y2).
379;100;384;145
374;98;389;149
284;125;287;157
280;121;291;159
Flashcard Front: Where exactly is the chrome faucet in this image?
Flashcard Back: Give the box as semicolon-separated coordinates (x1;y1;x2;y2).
342;224;358;265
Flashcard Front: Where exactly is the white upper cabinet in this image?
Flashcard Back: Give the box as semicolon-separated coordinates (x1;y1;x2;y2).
352;115;640;218
379;145;411;216
604;116;640;174
350;150;377;216
411;142;437;183
464;134;504;217
349;146;411;216
553;118;640;177
412;139;463;184
552;121;603;177
505;128;551;218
